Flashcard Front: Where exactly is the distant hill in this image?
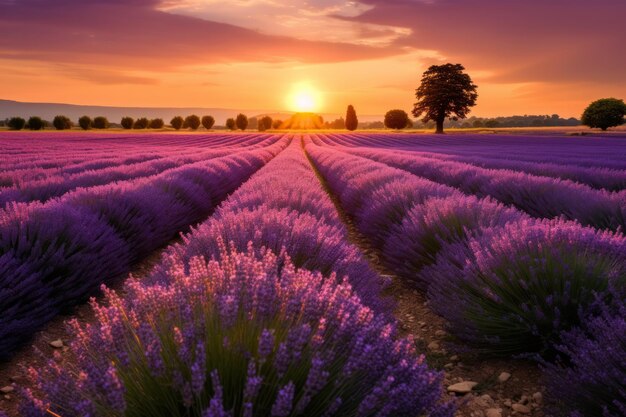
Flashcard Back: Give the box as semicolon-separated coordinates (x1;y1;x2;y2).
0;99;385;125
0;99;275;125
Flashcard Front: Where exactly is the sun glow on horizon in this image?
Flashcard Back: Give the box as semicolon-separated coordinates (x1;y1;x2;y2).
288;83;322;112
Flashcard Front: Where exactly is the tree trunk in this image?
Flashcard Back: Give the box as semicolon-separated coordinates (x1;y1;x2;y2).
435;118;445;134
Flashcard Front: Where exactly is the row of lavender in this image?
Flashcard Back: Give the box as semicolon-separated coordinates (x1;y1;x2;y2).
0;136;281;206
316;133;626;169
305;138;626;416
19;139;453;416
0;136;288;358
0;133;272;185
317;132;626;185
336;145;626;232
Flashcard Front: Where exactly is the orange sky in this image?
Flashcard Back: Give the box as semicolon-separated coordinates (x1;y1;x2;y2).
1;0;624;118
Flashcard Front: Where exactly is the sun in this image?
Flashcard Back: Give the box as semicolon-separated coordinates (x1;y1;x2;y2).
288;83;322;112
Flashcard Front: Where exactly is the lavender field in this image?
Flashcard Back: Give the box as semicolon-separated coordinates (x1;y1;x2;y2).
1;132;625;417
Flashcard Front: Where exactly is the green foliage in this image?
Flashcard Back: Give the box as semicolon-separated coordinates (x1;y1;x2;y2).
272;119;283;129
52;115;72;130
581;98;626;131
93;116;109;129
235;113;248;131
201;115;215;130
8;117;26;130
27;116;45;130
345;105;358;131
78;116;92;130
133;117;149;129
225;118;236;131
149;118;164;129
184;115;201;130
121;117;134;129
412;63;478;134
484;120;500;128
384;109;409;130
170;116;184;130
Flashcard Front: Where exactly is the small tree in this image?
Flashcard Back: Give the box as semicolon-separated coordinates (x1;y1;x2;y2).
225;118;236;131
413;63;478;134
235;113;248;131
384;109;409;130
78;116;92;130
121;117;134;129
93;116;109;129
272;119;283;129
345;105;358;131
247;117;258;130
170;116;184;130
53;115;72;130
581;98;626;131
149;118;164;129
8;117;26;130
27;116;45;131
133;117;149;129
201;115;215;130
184;115;201;130
259;116;273;131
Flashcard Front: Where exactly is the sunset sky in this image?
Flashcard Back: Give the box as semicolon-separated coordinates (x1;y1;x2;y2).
1;0;624;117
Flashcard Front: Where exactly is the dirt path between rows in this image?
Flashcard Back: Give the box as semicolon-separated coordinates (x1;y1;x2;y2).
301;137;545;417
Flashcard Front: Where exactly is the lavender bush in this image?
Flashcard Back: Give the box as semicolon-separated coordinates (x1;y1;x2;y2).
427;218;626;355
21;245;453;417
0;140;286;358
154;141;389;313
383;195;525;289
543;298;626;417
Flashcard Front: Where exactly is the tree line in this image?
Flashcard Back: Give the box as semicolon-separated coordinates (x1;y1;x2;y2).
3;66;624;133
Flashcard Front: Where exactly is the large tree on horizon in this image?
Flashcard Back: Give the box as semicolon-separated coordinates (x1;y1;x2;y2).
581;98;626;131
412;63;478;134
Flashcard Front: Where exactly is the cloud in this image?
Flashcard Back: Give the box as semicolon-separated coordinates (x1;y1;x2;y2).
0;0;407;79
347;0;626;85
160;0;412;46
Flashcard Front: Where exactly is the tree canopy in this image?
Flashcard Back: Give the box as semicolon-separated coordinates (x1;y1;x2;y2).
8;117;26;130
345;105;358;131
78;116;92;130
133;117;149;129
170;116;184;130
201;115;215;130
412;63;478;134
384;109;409;130
235;113;248;131
27;116;45;130
581;98;626;131
93;116;109;129
53;115;72;130
121;117;134;129
226;118;236;131
184;115;201;130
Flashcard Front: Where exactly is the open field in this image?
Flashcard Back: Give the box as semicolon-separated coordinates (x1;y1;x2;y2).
1;132;625;417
